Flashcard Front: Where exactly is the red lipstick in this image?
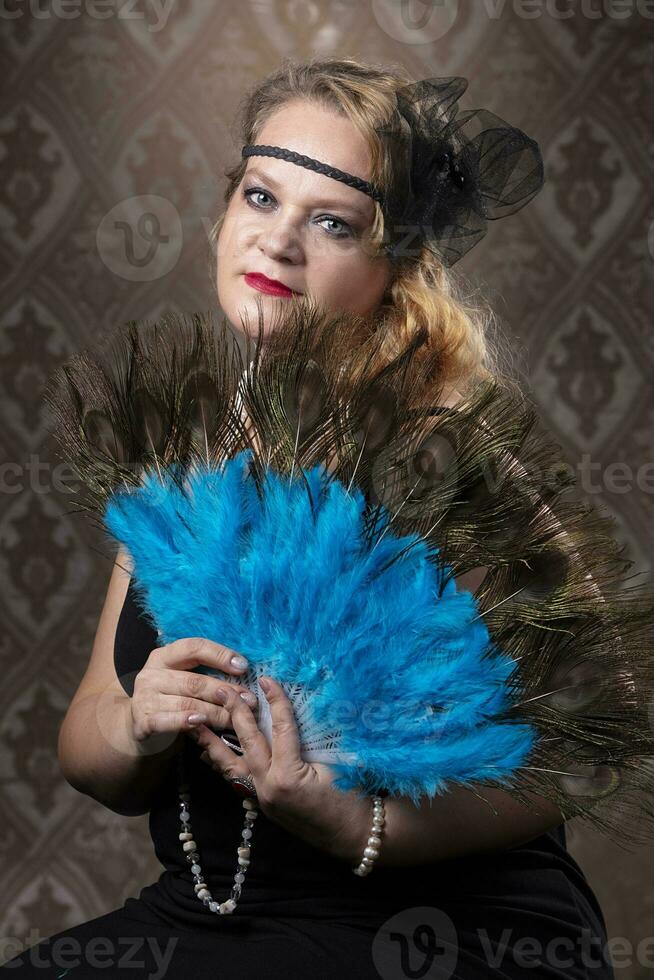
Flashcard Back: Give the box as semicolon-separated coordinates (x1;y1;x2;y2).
244;273;300;298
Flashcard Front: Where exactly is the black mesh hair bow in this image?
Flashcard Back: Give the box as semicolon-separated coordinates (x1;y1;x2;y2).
376;76;545;266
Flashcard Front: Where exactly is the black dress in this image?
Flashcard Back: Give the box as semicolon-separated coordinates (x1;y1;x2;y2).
1;578;616;979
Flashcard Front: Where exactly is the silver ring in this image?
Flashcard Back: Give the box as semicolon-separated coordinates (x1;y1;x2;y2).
221;733;244;754
227;772;257;799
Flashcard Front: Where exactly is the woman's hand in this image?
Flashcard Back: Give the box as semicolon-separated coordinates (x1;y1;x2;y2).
130;637;258;753
188;676;373;865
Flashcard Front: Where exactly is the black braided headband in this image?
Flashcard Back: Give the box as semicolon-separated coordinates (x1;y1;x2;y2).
241;145;384;205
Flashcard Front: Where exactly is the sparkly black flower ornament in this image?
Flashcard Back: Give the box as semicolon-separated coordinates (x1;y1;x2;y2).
376;76;545;266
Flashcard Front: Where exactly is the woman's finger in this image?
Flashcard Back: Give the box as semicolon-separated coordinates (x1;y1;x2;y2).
188;723;246;757
187;724;239;767
260;677;303;771
195;728;250;780
135;703;244;738
153;637;251;678
144;671;259;715
222;685;272;779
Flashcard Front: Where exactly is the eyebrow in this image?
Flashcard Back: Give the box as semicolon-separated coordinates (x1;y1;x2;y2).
243;165;371;219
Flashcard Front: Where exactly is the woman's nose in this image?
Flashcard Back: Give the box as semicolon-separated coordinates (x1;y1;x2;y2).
257;212;303;261
259;229;301;263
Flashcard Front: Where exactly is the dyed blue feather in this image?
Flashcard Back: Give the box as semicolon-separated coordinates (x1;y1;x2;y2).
104;450;536;803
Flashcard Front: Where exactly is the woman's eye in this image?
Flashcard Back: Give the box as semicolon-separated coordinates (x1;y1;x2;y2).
244;188;273;209
317;216;351;238
243;187;352;238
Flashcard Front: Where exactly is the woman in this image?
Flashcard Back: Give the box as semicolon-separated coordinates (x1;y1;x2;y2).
2;58;616;978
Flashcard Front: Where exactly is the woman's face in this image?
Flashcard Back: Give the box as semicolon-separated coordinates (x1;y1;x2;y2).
215;99;393;341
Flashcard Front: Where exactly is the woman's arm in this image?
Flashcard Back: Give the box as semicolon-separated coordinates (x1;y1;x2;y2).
58;547;183;817
59;686;183;817
340;784;566;869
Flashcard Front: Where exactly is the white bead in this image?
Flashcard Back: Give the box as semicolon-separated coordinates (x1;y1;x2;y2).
364;846;379;859
368;835;382;847
178;773;257;913
361;857;374;866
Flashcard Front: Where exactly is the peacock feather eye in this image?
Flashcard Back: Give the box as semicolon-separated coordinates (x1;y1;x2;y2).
542;657;606;714
81;408;126;465
280;358;328;443
130;386;167;457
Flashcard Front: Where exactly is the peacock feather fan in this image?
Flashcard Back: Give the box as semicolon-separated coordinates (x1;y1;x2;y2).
44;295;654;849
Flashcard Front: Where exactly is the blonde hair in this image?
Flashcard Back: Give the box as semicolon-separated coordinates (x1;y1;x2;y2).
207;57;524;397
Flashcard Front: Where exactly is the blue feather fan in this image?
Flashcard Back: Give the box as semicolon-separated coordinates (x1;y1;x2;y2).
103;450;536;802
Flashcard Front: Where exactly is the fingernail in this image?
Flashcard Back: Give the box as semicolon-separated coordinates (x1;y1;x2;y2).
188;714;208;725
231;655;248;669
240;691;257;707
259;677;270;695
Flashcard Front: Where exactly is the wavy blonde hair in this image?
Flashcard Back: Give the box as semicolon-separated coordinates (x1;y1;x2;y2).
207;57;524;398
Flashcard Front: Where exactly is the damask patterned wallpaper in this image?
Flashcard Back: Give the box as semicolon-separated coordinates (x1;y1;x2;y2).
1;0;652;976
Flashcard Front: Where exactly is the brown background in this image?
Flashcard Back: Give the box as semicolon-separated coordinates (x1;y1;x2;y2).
1;0;653;975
